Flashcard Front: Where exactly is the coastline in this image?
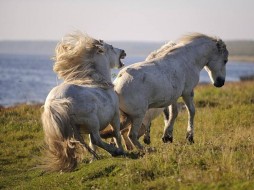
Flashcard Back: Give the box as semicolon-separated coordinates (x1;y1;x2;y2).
2;80;253;109
229;55;254;62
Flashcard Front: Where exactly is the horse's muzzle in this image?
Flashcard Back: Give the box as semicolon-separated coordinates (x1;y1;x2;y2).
119;50;126;68
214;77;225;87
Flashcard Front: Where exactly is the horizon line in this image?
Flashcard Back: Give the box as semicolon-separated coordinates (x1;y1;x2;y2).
0;38;254;42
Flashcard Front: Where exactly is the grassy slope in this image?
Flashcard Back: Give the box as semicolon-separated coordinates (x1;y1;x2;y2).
0;81;254;190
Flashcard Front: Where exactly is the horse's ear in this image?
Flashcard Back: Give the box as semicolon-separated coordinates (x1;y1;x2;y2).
95;44;104;54
216;39;222;50
216;39;225;54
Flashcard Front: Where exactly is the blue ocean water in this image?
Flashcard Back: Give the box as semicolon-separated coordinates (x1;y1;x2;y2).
0;42;254;107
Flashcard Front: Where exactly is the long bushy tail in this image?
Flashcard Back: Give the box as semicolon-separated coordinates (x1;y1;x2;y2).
41;98;85;172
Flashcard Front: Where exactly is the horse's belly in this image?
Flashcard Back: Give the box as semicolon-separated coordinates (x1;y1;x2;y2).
148;100;168;108
115;68;183;114
78;116;115;134
148;97;177;108
148;83;182;108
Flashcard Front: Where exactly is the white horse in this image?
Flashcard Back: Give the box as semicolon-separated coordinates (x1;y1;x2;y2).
121;41;177;147
41;32;126;172
99;42;182;149
114;33;228;150
99;42;182;150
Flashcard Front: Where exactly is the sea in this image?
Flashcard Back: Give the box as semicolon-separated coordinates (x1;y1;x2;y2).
0;41;254;107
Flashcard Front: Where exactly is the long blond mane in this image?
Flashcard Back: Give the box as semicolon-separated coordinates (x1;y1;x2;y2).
146;33;227;60
53;32;112;89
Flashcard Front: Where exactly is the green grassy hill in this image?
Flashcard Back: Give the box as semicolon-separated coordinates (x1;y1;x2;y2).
0;81;254;189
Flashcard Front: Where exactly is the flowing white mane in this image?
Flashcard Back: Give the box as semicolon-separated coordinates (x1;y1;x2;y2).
53;32;112;89
146;33;227;60
146;41;176;60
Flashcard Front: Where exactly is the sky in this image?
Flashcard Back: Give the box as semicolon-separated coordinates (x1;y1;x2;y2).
0;0;254;41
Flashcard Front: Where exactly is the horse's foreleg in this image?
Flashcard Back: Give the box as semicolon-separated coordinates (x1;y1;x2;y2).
128;116;144;150
182;92;195;144
120;127;134;150
110;113;124;153
162;103;178;143
120;113;131;130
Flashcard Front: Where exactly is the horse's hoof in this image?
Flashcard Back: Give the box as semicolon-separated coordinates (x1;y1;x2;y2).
162;135;173;143
138;150;146;157
143;137;151;145
89;157;96;164
112;148;125;157
89;155;101;163
125;150;144;159
186;133;194;144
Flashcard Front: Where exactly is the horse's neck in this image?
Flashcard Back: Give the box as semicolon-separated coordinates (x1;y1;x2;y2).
185;41;215;71
94;58;112;83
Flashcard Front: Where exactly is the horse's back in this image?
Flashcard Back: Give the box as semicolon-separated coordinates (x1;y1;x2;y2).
47;83;116;102
115;61;166;95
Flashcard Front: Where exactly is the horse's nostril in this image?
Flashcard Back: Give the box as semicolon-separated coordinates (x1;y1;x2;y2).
214;77;225;87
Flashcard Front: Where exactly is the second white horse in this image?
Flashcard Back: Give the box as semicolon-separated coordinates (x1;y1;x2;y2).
114;33;228;150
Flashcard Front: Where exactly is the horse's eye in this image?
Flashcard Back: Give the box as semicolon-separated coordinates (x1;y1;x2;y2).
110;45;113;49
224;60;227;64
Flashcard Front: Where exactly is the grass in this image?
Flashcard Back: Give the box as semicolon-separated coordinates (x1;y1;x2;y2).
0;81;254;190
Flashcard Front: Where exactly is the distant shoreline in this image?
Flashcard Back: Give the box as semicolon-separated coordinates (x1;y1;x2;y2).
1;81;253;109
229;56;254;63
1;40;254;62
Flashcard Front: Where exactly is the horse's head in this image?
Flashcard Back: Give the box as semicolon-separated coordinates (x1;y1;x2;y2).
53;32;126;88
205;39;228;87
95;40;126;69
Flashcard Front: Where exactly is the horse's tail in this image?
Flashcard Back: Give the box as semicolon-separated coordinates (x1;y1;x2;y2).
40;98;84;172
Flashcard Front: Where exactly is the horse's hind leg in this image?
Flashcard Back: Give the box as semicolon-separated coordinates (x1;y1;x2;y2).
163;106;170;126
162;102;178;143
182;92;195;144
72;125;100;160
143;122;151;145
90;131;124;156
88;135;100;160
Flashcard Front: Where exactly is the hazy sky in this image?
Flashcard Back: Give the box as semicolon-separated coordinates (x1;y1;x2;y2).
0;0;253;41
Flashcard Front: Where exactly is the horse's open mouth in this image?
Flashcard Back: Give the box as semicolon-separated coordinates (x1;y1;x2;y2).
119;51;126;68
